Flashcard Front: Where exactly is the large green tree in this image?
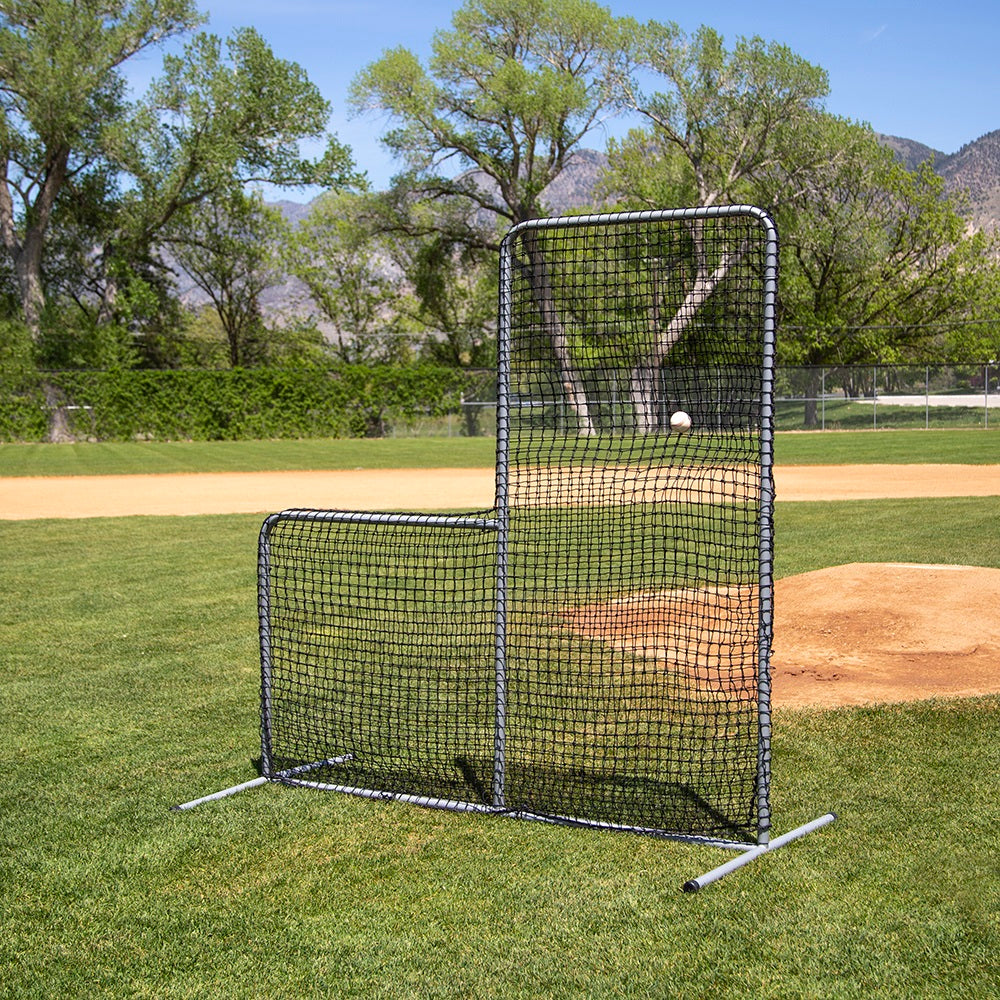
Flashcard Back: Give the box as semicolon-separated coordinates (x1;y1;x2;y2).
358;186;498;367
609;23;829;208
0;0;201;334
350;0;625;433
0;2;357;343
351;0;621;228
98;27;358;327
288;191;416;364
603;23;829;430
770;115;1000;422
168;189;287;367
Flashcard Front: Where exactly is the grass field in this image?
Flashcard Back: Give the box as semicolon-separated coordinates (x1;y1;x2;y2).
2;436;999;998
1;425;998;477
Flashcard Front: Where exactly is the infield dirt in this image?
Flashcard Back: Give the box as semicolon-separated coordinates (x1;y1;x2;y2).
1;462;997;520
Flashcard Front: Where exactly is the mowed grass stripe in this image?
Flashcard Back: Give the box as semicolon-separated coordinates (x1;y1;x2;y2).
1;426;998;477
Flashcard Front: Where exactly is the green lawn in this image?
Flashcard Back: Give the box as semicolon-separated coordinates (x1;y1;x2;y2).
2;498;999;997
0;426;997;477
775;397;995;431
0;436;499;477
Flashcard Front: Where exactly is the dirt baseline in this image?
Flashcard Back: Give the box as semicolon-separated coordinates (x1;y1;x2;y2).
1;462;998;520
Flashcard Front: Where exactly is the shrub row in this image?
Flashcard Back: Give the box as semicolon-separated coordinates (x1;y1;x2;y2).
0;365;492;442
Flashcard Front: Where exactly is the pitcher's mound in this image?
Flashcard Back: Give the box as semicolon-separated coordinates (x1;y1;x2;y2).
560;564;1000;709
772;563;1000;708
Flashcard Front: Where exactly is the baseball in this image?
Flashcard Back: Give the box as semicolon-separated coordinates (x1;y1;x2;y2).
670;410;692;432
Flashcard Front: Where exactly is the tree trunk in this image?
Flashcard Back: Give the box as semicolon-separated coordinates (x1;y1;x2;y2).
801;368;822;428
1;144;71;340
629;365;658;434
629;240;745;433
42;383;76;444
520;232;595;436
14;245;46;338
803;396;818;428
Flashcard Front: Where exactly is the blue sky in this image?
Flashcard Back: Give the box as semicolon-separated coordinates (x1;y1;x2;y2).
127;1;999;196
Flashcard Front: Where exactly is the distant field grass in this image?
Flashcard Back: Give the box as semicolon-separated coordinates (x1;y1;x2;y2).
2;502;998;997
0;427;996;477
775;397;996;431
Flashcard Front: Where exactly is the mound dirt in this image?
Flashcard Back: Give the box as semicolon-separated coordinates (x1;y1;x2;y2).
559;563;1000;709
771;563;1000;708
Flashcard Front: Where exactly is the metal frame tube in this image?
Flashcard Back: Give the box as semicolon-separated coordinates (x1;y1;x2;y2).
756;210;779;847
259;514;277;777
171;756;354;811
271;509;500;530
683;812;837;892
492;238;513;810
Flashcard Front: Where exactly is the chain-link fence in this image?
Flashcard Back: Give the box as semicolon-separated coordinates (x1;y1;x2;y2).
454;363;1000;437
775;363;999;431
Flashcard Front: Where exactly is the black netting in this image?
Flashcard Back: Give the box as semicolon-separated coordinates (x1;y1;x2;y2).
259;209;775;845
262;513;499;804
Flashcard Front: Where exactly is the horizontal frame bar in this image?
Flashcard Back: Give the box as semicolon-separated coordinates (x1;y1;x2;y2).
171;756;354;811
268;509;500;531
277;766;759;852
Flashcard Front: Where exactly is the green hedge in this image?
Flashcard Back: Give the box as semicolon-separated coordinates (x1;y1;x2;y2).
0;365;487;442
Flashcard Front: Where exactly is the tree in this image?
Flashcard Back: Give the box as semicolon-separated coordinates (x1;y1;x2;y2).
0;0;202;335
770;115;1000;424
609;23;829;208
0;3;359;341
350;0;625;433
365;188;497;368
97;26;359;328
168;189;287;367
406;231;497;369
288;191;416;364
603;23;829;430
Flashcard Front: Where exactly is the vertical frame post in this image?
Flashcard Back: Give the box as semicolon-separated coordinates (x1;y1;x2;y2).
492;237;513;809
258;513;279;779
755;208;779;847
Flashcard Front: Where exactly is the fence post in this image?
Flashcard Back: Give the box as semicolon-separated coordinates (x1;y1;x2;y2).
987;361;992;430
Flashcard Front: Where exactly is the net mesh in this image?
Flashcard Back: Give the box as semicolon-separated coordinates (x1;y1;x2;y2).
260;208;774;845
262;514;498;804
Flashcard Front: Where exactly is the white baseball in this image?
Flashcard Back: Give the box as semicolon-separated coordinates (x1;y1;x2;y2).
670;410;692;432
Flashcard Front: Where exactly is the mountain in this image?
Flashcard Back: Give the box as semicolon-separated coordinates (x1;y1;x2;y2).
876;134;947;173
878;129;1000;231
934;130;1000;231
540;147;610;214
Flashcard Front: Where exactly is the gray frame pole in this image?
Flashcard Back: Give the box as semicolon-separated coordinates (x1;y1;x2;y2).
756;210;779;847
683;812;837;892
259;513;277;778
492;235;513;810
